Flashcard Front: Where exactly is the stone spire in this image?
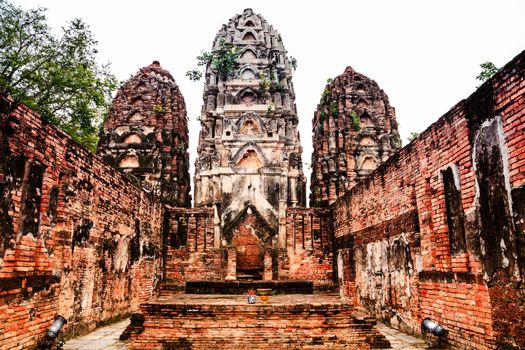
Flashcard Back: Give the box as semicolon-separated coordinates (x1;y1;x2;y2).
310;67;401;206
98;61;191;207
194;9;306;243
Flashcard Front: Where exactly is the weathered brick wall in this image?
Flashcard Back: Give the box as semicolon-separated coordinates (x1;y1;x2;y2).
164;207;335;285
164;207;222;284
333;50;525;349
0;95;163;349
280;208;334;285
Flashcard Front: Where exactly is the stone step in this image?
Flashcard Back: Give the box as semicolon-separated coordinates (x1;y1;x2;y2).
129;294;390;349
182;280;315;294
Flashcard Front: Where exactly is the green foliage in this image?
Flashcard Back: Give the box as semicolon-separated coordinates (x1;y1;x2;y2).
319;110;326;126
266;102;273;117
185;69;202;82
330;102;338;117
350;111;361;131
153;104;164;114
0;0;117;152
326;78;333;84
271;81;285;93
407;131;420;142
320;88;330;107
259;74;271;91
289;56;297;71
476;61;498;83
187;38;240;81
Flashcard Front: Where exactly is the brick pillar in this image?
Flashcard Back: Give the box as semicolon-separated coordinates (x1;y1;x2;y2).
263;247;273;280
225;246;237;281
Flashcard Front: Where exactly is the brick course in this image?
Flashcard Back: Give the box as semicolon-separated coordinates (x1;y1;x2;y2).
0;95;163;349
331;51;525;348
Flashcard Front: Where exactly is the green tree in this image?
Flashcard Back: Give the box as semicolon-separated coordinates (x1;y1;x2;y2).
476;61;499;83
0;0;117;152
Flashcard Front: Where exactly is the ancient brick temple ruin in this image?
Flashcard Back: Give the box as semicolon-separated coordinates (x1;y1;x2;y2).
192;8;307;280
97;61;191;207
310;66;401;206
1;7;525;350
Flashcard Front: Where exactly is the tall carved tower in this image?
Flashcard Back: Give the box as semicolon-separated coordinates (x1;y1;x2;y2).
310;67;401;206
98;61;191;207
194;9;306;244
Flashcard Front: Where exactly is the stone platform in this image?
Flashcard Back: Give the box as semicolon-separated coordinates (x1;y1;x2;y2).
129;293;390;349
184;280;314;294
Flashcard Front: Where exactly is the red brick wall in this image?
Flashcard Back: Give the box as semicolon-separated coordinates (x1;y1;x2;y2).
164;207;222;284
333;51;525;349
0;95;163;349
280;208;334;285
164;207;335;285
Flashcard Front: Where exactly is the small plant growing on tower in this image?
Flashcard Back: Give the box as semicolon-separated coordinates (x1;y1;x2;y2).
476;61;498;83
350;111;361;131
153;104;165;113
320;88;330;107
259;73;271;91
186;38;240;81
319;111;326;123
330;102;338;117
326;78;333;84
266;102;274;117
271;81;285;93
407;131;420;142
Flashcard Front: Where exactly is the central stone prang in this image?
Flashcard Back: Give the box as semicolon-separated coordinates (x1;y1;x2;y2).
193;8;306;253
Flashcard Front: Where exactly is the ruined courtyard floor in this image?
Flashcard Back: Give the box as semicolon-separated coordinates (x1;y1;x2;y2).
63;293;428;349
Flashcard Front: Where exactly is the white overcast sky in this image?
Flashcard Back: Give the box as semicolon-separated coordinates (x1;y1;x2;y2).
11;0;525;196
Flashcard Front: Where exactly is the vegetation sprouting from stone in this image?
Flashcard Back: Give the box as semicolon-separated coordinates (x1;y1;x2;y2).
259;74;271;92
0;0;117;152
407;131;420;142
153;104;165;114
319;111;326;122
476;61;499;83
187;38;240;81
330;102;338;117
350;111;361;131
320;89;329;107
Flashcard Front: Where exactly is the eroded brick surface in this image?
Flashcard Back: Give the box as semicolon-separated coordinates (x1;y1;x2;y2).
310;67;401;206
131;293;389;349
98;61;191;207
0;95;163;349
333;51;525;348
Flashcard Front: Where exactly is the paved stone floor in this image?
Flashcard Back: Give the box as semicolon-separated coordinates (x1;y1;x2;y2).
61;318;429;349
62;319;130;350
376;322;429;349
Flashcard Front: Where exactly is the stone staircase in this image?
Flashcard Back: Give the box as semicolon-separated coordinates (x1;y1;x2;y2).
129;293;390;349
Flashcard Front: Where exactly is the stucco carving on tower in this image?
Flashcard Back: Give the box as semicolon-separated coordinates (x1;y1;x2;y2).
193;9;306;243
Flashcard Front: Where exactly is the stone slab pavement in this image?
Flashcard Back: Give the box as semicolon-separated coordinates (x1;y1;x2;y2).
61;318;429;349
62;319;130;350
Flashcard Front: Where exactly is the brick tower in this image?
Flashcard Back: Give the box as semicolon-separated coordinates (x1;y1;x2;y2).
310;67;401;206
193;8;306;259
98;61;191;207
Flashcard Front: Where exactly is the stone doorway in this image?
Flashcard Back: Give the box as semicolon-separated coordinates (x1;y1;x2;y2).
233;223;265;279
223;205;274;281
